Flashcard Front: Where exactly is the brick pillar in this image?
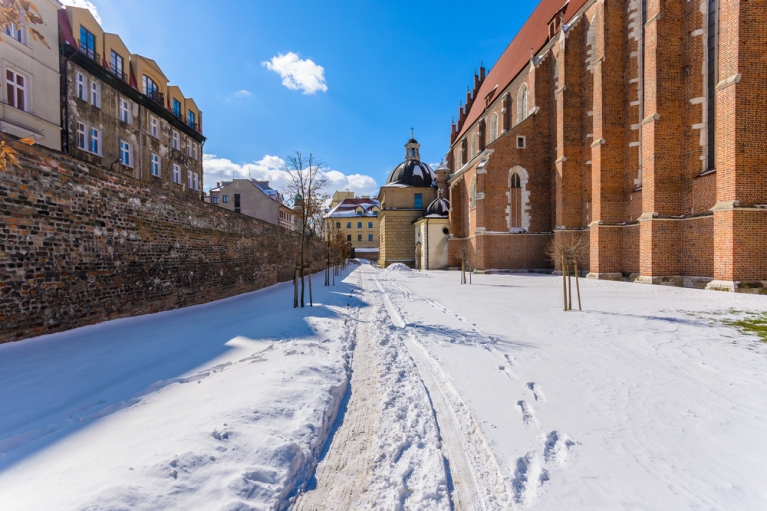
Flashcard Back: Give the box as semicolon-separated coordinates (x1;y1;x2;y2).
554;31;584;230
589;0;626;280
637;0;685;284
708;0;767;292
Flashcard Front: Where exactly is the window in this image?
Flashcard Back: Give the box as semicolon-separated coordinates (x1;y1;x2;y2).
222;195;229;203
357;234;362;242
173;164;181;184
347;235;351;242
517;136;526;149
356;210;363;216
76;73;86;101
90;81;100;108
368;234;374;241
119;98;130;123
89;128;100;154
490;113;499;142
186;138;192;157
187;110;196;128
110;51;124;78
373;211;379;216
470;134;476;159
77;122;86;150
470;176;477;209
510;171;522;229
706;0;719;171
517;84;529;124
368;222;373;229
188;171;193;189
346;222;351;228
213;196;219;204
5;69;26;111
336;222;341;229
142;75;158;97
234;194;241;208
150;117;158;138
192;143;198;160
414;193;423;209
79;26;96;59
5;22;25;44
173;99;182;118
172;131;179;150
119;141;132;167
151;154;160;176
502;94;511;132
357;222;362;228
189;172;199;190
193;173;199;191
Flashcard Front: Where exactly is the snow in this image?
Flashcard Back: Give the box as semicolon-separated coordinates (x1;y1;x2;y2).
3;264;767;510
0;269;361;511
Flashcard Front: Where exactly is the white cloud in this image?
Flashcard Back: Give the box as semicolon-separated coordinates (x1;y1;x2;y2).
262;52;328;94
203;154;378;198
225;90;252;102
60;0;102;24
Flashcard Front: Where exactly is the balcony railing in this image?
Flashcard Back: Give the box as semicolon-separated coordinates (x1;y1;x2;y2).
146;89;165;106
77;39;100;64
108;65;128;83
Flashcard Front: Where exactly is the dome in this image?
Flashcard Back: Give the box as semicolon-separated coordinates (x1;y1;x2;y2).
385;160;435;187
425;197;450;217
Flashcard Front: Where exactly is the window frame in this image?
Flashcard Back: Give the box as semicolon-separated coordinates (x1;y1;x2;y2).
89;127;101;155
414;193;423;209
222;195;229;203
76;72;86;101
5;68;28;111
119;141;132;167
150;154;161;177
90;80;100;108
517;84;529;124
110;50;123;78
77;122;87;150
172;131;179;150
118;97;130;123
150;117;158;138
172;164;181;184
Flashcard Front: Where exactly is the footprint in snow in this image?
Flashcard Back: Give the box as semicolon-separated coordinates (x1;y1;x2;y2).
517;400;537;427
525;382;546;402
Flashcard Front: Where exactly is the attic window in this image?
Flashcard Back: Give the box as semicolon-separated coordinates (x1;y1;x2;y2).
484;86;498;107
549;16;561;39
477;158;488;169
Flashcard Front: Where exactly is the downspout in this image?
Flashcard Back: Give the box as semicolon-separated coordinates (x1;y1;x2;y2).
137;99;143;181
60;47;76;154
425;218;430;270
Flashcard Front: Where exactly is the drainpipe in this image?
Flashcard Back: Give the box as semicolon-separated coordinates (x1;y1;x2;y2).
425;218;430;270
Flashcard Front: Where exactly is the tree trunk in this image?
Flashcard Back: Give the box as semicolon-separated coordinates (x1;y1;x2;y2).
293;267;299;308
567;258;573;311
575;260;582;311
308;265;313;307
561;249;568;311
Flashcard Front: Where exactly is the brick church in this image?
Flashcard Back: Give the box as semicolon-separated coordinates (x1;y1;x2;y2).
446;0;767;292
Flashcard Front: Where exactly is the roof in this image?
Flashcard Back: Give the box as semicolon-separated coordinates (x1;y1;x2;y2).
325;198;381;219
455;0;588;141
209;179;282;202
385;160;435;187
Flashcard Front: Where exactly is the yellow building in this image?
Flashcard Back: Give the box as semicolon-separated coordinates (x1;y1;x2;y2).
378;138;440;268
324;193;380;259
59;6;204;198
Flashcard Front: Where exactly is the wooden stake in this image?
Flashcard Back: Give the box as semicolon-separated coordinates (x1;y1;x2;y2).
308;267;313;307
561;250;568;311
567;257;573;311
575;260;582;311
293;267;299;308
461;259;466;284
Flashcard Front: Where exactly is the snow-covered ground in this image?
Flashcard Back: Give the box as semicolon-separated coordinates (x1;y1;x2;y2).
2;263;767;510
0;269;362;511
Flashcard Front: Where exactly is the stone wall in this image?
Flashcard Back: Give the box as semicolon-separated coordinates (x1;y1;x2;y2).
0;135;325;343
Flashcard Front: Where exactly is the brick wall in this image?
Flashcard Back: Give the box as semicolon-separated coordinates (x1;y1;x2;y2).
0;136;325;343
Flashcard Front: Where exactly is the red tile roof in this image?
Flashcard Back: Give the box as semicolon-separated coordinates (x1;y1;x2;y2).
454;0;588;142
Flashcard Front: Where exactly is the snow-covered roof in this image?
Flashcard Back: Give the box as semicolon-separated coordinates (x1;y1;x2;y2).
324;198;381;219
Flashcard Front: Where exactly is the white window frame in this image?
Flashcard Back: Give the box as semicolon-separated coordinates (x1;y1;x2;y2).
192;143;198;160
193;172;199;191
76;73;86;101
517;84;529;124
90;81;100;108
222;194;229;203
6;22;26;45
172;164;181;184
119;141;132;167
172;131;179;150
213;195;219;204
89;127;101;155
186;138;193;157
5;67;28;112
77;122;86;150
150;154;161;177
118;98;130;123
517;136;526;149
150;117;158;138
188;171;193;188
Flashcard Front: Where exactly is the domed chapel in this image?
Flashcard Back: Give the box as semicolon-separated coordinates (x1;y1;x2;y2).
378;137;449;268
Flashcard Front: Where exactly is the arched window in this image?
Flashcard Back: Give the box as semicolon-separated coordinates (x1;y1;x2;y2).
517;84;529;124
470;176;477;209
502;94;511;132
478;119;486;151
510;172;522;228
470;134;476;159
490;113;498;142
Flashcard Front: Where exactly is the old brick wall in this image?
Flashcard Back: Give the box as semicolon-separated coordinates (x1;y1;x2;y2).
0;136;325;343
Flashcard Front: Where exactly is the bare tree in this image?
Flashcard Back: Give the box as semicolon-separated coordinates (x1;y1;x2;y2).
282;152;328;308
546;233;588;311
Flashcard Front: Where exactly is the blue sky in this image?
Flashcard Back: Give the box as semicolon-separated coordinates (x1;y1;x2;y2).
63;0;538;194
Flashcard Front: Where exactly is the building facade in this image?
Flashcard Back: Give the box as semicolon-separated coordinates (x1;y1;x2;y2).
1;0;62;150
378;138;443;268
207;179;295;229
58;6;205;200
447;0;767;292
324;193;381;258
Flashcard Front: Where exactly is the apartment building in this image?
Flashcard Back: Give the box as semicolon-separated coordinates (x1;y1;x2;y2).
324;193;380;258
1;0;62;150
207;179;296;230
58;6;205;199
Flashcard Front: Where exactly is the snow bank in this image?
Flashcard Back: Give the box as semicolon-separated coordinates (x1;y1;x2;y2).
385;263;412;273
0;271;362;511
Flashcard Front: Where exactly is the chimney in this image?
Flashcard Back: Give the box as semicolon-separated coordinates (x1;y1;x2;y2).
473;71;479;92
